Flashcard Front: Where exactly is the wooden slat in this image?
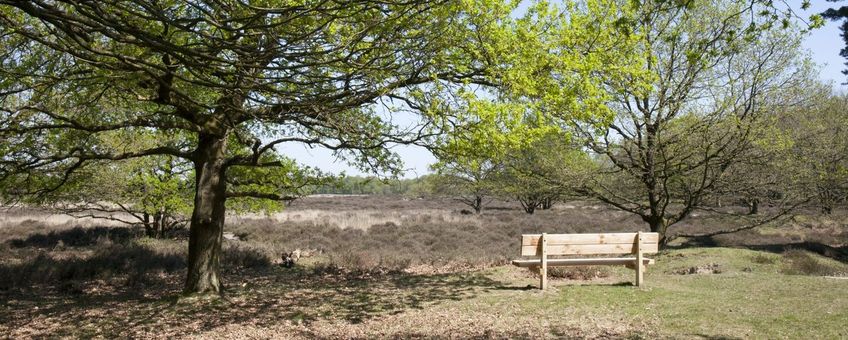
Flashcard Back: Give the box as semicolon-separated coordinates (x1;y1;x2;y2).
520;242;658;256
522;233;659;246
512;258;655;267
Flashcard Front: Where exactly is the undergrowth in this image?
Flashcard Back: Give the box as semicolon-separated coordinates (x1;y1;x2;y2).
2;197;846;291
781;249;845;276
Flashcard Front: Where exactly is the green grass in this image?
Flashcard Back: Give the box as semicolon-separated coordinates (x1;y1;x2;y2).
475;247;848;339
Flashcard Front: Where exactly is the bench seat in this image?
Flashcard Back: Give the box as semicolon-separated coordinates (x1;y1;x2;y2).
514;232;660;289
511;257;655;267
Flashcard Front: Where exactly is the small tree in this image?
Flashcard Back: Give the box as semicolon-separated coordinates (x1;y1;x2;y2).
496;129;593;214
14;131;194;238
430;155;499;214
782;91;848;214
17;132;331;237
430;0;648;215
50;156;194;238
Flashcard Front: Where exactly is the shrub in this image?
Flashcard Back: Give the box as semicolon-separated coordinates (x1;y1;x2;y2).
751;254;778;264
8;226;134;248
221;243;272;269
547;266;611;280
781;249;843;276
0;241;185;290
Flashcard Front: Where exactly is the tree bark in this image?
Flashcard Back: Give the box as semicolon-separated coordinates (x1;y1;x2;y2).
143;212;154;237
520;196;538;214
184;133;228;295
646;216;669;248
748;198;759;215
541;197;554;210
819;190;835;215
153;210;162;238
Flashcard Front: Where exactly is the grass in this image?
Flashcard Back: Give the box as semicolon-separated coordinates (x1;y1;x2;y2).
1;196;847;338
482;247;848;339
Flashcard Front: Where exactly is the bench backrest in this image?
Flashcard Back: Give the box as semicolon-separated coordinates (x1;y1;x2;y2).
521;232;659;257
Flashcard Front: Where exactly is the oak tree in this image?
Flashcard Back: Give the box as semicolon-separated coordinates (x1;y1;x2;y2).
568;0;813;245
0;0;508;295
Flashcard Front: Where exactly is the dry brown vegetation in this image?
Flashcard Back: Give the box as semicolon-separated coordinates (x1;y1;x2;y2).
1;196;847;338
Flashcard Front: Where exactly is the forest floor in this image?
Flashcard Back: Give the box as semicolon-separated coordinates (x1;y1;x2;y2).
1;196;847;339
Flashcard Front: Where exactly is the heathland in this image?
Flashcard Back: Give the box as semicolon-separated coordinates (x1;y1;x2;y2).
1;196;846;338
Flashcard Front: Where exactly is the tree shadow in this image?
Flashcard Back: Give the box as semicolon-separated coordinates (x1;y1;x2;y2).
691;334;744;340
221;268;504;326
558;281;636;287
0;258;506;338
0;242;185;291
493;279;637;291
493;284;538;291
744;242;848;262
7;226;136;248
669;235;719;249
671;236;848;263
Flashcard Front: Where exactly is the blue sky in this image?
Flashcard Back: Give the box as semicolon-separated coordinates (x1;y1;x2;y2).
282;0;846;179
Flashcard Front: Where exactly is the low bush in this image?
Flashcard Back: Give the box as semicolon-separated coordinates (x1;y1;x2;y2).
751;254;778;264
0;234;276;290
221;243;273;269
547;266;611;280
0;240;184;290
781;249;843;276
8;225;135;248
225;205;644;274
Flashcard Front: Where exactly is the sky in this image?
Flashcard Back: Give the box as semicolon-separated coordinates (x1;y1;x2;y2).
283;0;847;179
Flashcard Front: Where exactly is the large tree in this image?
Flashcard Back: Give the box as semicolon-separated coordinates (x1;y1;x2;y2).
571;0;813;245
472;0;816;246
0;0;511;295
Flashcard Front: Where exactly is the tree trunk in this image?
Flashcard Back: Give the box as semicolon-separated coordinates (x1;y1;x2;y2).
158;209;169;238
473;195;483;214
153;210;162;239
143;212;154;237
748;198;759;215
646;216;669;248
184;133;228;295
541;197;554;210
520;196;538;214
819;190;834;215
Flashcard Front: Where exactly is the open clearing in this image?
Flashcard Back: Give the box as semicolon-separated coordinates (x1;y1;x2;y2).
1;196;847;339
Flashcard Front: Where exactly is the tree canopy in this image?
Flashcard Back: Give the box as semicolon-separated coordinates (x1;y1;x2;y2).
429;0;818;245
0;0;514;294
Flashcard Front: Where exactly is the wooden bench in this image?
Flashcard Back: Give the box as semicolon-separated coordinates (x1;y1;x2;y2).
511;232;659;289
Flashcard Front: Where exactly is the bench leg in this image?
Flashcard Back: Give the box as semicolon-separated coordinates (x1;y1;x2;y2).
540;233;548;290
540;263;547;290
635;231;644;287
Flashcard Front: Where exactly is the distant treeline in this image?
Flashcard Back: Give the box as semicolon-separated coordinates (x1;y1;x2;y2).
312;175;435;196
